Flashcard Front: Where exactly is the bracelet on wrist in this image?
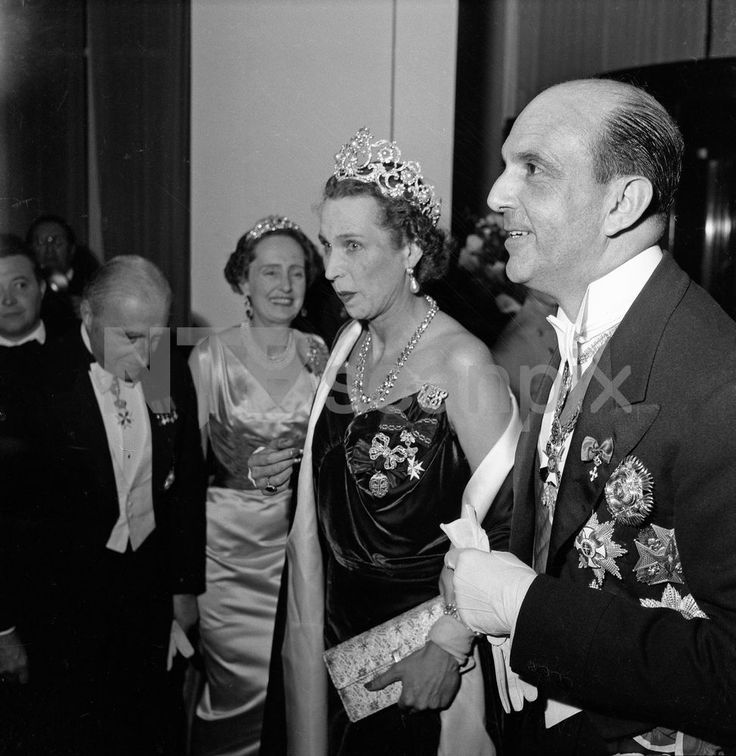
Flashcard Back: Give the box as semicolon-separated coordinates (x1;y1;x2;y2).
443;602;483;637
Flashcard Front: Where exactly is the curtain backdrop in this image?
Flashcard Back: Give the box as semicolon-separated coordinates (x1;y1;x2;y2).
0;0;87;239
88;0;191;326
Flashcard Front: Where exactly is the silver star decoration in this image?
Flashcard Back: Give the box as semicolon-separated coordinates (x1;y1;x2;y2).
633;524;683;585
641;584;707;620
406;457;425;481
575;512;628;588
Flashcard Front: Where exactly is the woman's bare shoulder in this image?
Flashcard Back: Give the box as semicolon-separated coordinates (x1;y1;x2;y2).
424;311;495;369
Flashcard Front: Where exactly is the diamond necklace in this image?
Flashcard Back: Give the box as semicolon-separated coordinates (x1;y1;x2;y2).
350;295;439;412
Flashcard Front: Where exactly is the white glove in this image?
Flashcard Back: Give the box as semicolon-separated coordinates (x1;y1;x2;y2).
490;637;538;713
445;549;537;637
441;510;539;714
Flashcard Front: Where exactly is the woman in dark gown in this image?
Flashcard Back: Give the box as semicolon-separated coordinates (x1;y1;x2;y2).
253;128;521;756
313;371;479;754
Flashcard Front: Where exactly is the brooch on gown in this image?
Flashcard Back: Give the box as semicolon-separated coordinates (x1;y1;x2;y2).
367;428;426;497
417;384;448;413
574;512;627;589
304;336;329;377
604;455;653;525
350;387;447;499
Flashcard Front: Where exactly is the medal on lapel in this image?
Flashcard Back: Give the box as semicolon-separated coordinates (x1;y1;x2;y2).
542;363;580;514
110;376;133;428
580;435;613;481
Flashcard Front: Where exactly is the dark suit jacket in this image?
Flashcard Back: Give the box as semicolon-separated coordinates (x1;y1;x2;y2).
2;325;206;756
0;340;50;631
508;254;736;749
41;327;207;604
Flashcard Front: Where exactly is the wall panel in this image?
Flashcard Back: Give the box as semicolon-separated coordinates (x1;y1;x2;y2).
190;0;458;329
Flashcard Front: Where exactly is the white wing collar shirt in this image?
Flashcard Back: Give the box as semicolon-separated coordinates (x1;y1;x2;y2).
81;323;155;552
537;245;663;522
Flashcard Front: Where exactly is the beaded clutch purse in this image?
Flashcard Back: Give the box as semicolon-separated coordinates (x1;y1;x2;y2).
322;596;444;722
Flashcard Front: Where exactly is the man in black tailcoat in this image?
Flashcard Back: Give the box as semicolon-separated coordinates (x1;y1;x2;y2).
447;79;736;755
2;254;206;754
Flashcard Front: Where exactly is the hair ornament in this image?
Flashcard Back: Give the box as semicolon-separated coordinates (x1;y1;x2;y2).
244;215;302;245
333;127;441;226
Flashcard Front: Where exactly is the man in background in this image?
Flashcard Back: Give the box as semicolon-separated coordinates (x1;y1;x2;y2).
26;213;100;326
0;234;71;751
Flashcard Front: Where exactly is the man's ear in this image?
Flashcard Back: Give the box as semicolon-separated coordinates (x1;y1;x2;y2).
39;279;46;298
603;176;654;236
80;299;92;330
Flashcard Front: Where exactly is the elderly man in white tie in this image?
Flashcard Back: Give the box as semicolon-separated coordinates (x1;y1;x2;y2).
0;254;206;755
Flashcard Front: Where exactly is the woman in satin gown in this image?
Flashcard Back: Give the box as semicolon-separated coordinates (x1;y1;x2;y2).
188;216;327;756
249;130;522;756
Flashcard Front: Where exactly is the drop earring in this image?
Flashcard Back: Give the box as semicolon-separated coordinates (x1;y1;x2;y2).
406;267;420;295
244;294;254;320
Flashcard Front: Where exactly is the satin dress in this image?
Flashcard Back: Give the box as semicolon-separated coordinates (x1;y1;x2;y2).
189;327;326;756
312;370;471;756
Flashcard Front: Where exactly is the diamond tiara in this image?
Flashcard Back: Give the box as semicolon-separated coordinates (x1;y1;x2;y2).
333;127;441;226
244;215;301;245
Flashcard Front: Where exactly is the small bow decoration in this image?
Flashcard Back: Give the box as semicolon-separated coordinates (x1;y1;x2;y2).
580;435;614;481
368;432;416;470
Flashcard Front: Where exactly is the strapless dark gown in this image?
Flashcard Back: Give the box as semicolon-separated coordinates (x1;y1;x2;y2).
312;370;471;756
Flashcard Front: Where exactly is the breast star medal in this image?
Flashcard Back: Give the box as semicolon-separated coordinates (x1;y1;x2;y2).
605;455;654;525
575;512;628;588
633;524;683;585
640;584;707;620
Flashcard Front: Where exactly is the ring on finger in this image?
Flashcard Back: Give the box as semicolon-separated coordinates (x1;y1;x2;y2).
264;476;277;494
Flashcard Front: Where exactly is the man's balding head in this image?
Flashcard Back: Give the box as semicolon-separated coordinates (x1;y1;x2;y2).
80;256;171;381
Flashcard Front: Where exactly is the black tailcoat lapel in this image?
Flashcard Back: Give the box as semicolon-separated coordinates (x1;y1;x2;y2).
512;254;691;575
510;352;559;565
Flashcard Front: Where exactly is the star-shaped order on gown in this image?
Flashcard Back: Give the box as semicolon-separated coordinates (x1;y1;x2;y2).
641;584;707;620
575;512;628;588
406;457;425;481
633;524;683;585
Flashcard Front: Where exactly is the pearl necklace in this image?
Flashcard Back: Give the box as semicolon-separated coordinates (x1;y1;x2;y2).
240;322;296;369
350;295;439;412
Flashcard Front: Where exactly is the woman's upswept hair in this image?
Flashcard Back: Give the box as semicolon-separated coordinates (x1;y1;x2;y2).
322;176;450;285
